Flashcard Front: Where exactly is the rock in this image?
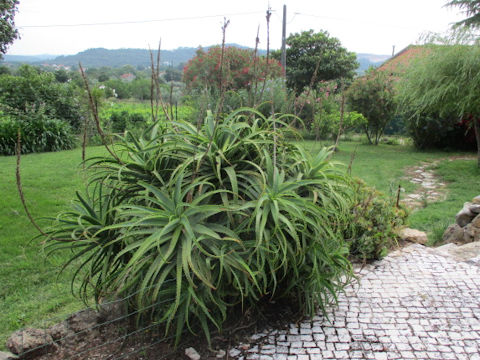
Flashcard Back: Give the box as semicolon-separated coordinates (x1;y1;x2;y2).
471;214;480;228
469;204;480;214
66;309;99;333
442;224;465;244
6;328;54;358
98;299;126;323
456;202;475;227
472;195;480;204
0;351;17;360
464;223;480;243
47;322;69;341
397;228;428;245
229;348;242;357
185;347;201;360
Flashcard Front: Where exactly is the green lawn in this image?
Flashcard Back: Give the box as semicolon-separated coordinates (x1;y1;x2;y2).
301;140;478;241
0;146;106;348
0;140;477;348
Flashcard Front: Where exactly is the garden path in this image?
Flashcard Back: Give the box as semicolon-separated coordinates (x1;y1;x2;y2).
400;156;475;209
228;244;480;360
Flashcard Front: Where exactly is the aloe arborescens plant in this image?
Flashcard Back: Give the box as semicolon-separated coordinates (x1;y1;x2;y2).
46;107;354;344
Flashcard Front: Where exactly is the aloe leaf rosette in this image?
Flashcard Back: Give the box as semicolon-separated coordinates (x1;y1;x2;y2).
46;108;354;344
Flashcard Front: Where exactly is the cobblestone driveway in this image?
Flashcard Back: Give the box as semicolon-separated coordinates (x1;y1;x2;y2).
230;245;480;360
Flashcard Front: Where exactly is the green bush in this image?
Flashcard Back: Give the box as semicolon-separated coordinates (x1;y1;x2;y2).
0;111;76;155
46;108;355;344
108;110;146;133
343;179;407;261
0;65;82;129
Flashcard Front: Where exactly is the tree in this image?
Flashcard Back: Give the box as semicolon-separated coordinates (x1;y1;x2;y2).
346;70;395;145
446;0;480;28
183;46;283;93
273;30;358;94
0;0;19;58
397;43;480;167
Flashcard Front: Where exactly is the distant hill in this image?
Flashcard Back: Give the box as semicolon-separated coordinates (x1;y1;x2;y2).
3;54;57;63
3;47;390;74
356;53;390;74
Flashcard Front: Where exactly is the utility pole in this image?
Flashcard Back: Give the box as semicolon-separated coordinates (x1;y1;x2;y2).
281;4;287;77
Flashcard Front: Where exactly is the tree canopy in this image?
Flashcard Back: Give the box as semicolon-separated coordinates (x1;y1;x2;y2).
274;30;358;94
0;0;19;58
397;43;480;166
183;46;282;93
445;0;480;28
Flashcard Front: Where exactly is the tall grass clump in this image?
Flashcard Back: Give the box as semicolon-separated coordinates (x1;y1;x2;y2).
45;107;354;344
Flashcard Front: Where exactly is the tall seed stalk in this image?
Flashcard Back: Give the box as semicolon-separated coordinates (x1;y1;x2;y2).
79;63;122;164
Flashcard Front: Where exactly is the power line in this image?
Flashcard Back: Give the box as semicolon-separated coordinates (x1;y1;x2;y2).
18;11;267;29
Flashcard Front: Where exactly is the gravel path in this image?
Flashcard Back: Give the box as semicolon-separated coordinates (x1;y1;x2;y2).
229;244;480;360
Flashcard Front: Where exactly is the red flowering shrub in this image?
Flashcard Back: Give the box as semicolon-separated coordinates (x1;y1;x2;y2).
183;46;283;92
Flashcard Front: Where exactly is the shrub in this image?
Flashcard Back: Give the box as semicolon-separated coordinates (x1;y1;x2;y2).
0;65;82;129
45;108;354;344
403;110;476;150
342;179;407;261
0;110;76;155
107;110;147;133
346;69;396;145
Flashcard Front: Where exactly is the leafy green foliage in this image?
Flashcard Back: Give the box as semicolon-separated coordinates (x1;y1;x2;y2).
0;65;82;129
273;30;358;94
107;110;146;133
0;109;76;155
183;46;283;93
396;42;480;165
445;0;480;28
46;108;354;344
294;82;366;140
342;179;407;261
346;70;396;145
0;0;19;58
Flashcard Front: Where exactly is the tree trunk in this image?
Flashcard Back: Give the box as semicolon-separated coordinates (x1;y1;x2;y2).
474;117;480;168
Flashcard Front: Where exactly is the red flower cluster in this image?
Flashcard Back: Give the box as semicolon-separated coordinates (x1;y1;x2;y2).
183;46;283;92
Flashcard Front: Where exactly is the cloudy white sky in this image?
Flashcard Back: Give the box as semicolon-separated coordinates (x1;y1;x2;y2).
7;0;464;56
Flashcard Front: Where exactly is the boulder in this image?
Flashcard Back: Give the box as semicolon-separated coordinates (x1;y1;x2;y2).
442;224;465;244
398;228;428;245
456;202;475;227
472;214;480;228
66;309;99;333
98;299;126;323
464;223;480;243
469;204;480;214
472;195;480;204
47;322;69;341
6;328;54;358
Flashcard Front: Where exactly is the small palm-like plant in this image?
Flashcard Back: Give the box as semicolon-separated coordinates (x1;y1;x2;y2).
46;107;354;343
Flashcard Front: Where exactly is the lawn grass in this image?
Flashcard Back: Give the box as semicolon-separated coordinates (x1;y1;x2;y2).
408;158;480;245
301;140;476;243
0;139;476;348
0;146;106;348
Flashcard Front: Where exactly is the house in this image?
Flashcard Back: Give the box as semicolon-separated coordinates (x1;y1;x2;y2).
377;45;431;76
120;73;136;82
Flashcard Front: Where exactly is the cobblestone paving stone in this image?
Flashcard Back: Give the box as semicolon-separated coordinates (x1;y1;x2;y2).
229;245;480;360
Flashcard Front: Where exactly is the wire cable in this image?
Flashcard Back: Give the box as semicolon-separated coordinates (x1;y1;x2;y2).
18;11;266;29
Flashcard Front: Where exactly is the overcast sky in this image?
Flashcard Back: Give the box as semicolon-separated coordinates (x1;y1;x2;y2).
7;0;464;56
